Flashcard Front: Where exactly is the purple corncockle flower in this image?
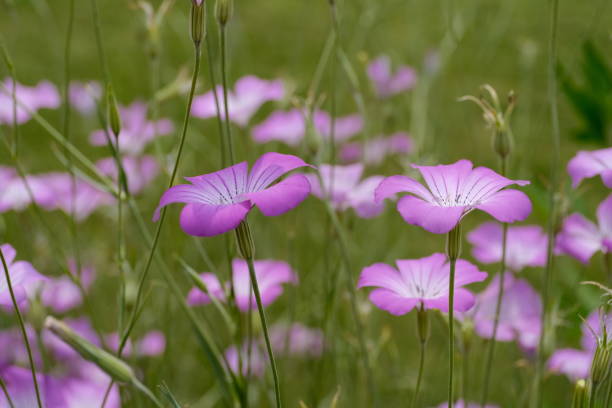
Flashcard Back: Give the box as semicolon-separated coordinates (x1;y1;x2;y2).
467;222;547;272
187;259;297;311
69;81;102;114
105;331;166;357
153;152;312;237
251;108;363;146
548;310;612;381
0;366;64;407
556;193;612;264
434;401;498;408
367;55;417;98
192;75;284;127
269;323;325;357
39;276;83;314
307;164;385;218
468;274;542;351
0;244;46;309
0;167;58;213
225;342;266;378
340;132;413;165
96;155;160;195
90;101;174;155
375;160;532;234
0;78;60;125
358;253;487;315
567;147;612;188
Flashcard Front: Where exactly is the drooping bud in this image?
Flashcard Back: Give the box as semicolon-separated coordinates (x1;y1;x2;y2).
571;379;588;408
45;316;135;383
445;224;462;261
590;338;611;387
106;83;122;138
416;305;430;344
235;220;255;260
190;0;205;47
215;0;233;27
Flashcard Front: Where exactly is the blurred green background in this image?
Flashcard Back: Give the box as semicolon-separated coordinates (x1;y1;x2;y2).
0;0;611;406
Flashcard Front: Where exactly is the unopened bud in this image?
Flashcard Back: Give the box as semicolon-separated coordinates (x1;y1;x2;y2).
190;0;205;46
106;83;121;138
590;341;611;386
235;221;255;260
493;128;513;160
445;224;462;261
45;316;135;383
215;0;233;26
571;379;588;408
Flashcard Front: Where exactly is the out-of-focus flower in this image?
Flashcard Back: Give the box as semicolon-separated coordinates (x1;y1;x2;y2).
376;160;532;234
358;253;487;315
0;78;60;125
469;274;542;351
89;101;174;155
225;342;266;378
556;193;612;264
153;152;312;237
105;331;166;358
367;56;417;98
0;167;58;213
433;401;498;408
548;310;612;382
0;244;46;309
0;366;64;407
251;108;363;146
192;76;284;127
96;155;160;195
467;222;547;272
340;132;413;165
269;323;325;357
69;81;102;115
187;259;297;311
567;147;612;188
307;163;385;218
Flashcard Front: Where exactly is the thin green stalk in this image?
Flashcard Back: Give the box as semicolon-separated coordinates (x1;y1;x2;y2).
412;340;427;408
462;341;470;404
219;25;235;164
132;379;164;408
0;376;14;408
118;43;202;355
0;248;43;408
244;256;282;408
90;0;110;83
533;0;561;405
448;257;457;408
480;158;509;408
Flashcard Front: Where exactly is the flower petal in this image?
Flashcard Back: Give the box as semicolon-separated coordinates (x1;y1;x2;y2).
396;195;465;234
245;173;310;216
374;175;433;203
556;213;602;264
475;189;532;223
247;152;311;192
179;202;251;237
358;262;406;291
368;288;418;315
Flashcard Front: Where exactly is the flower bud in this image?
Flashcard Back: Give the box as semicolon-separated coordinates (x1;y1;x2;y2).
215;0;233;27
106;83;121;139
571;379;588;408
45;316;135;383
190;0;205;47
235;221;255;260
445;224;462;261
590;340;611;387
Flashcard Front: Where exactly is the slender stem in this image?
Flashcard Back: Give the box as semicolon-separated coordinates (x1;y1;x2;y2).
480;158;509;408
0;248;43;408
412;340;427;408
533;0;561;405
118;43;202;356
244;257;282;408
448;256;457;408
90;0;110;83
0;376;14;408
132;379;164;408
462;340;470;404
204;18;227;167
220;25;235;164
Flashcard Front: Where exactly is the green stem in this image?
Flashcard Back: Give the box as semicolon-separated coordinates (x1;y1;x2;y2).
462;340;470;404
0;376;14;408
132;379;164;408
118;43;201;356
448;256;457;408
480;159;509;408
533;0;561;405
0;248;43;408
412;340;427;408
244;256;282;408
220;25;235;164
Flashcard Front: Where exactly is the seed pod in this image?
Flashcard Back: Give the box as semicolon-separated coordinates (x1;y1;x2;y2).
45;316;135;383
106;83;121;138
215;0;233;27
235;221;255;260
571;379;588;408
590;340;611;387
190;0;205;46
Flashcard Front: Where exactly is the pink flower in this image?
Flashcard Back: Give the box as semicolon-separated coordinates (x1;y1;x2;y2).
0;366;65;407
0;244;46;309
251;108;363;146
367;56;417;98
89;101;174;155
567;147;612;188
0;78;60;125
556;193;612;264
69;80;102;114
96;155;160;195
307;164;385;218
433;401;498;408
467;222;547;272
225;342;266;378
375;160;532;234
153;152;312;237
340;132;413;165
469;274;542;351
192;75;284;127
269;323;325;357
105;331;166;357
358;253;487;315
0;167;58;213
187;259;297;311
